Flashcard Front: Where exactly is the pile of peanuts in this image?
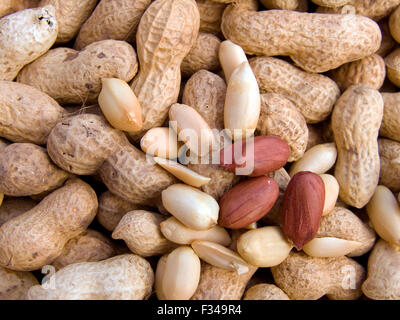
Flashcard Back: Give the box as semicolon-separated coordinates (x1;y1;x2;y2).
0;0;400;301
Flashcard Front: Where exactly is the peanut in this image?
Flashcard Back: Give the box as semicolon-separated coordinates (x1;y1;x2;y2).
366;185;400;246
237;226;293;267
257;93;308;162
311;0;350;7
197;0;226;35
0;267;38;300
389;5;400;43
17;40;138;105
0;0;41;18
0;198;37;227
74;0;151;49
140;127;183;159
0;81;65;145
303;237;363;258
191;262;257;300
317;0;400;21
317;206;376;257
160;216;231;246
52;229;116;270
181;32;221;77
130;0;199;138
329;54;386;91
112;210;176;257
161;184;219;230
161;246;201;300
377;18;396;57
0;179;98;271
319;174;340;216
39;0;97;43
378;138;400;192
289;143;337;177
96;191;145;232
381;92;400;142
224;61;260;140
0;6;58;81
362;239;400;300
243;284;290;300
271;251;366;300
27;254;154;300
261;0;308;11
222;4;381;73
218;40;247;83
250;57;340;123
0;143;69;197
98;78;142;133
385;48;400;87
332;85;383;208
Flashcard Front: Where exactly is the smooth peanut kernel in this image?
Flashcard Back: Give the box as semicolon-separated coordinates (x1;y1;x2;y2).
98;78;142;132
303;237;362;258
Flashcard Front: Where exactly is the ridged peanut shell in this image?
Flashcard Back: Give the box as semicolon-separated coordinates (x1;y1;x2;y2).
271;251;365;300
130;0;200;138
0;143;69;197
261;0;308;10
250;57;340;123
74;0;151;50
257;93;308;161
191;262;257;300
332;85;383;208
112;210;176;257
52;229;116;270
197;0;225;34
0;198;37;227
379;138;400;192
17;40;138;105
317;0;400;21
99;139;177;205
317;206;376;257
311;0;349;7
27;254;154;300
97;191;145;231
0;81;65;145
0;6;58;81
47;114;127;175
384;48;400;87
0;0;41;18
389;5;400;43
39;0;98;43
182;70;226;131
186;163;239;200
330;54;386;91
381;92;400;142
243;283;290;300
0;179;98;271
0;267;38;300
181;33;221;77
222;5;381;73
362;239;400;300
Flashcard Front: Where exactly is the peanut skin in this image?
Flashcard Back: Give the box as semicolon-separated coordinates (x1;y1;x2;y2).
0;6;58;81
249;57;340;123
332;85;383;208
0;81;65;145
0;143;69;197
17;40;138;105
27;254;154;300
74;0;151;50
130;0;200;139
0;179;98;271
221;4;381;73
